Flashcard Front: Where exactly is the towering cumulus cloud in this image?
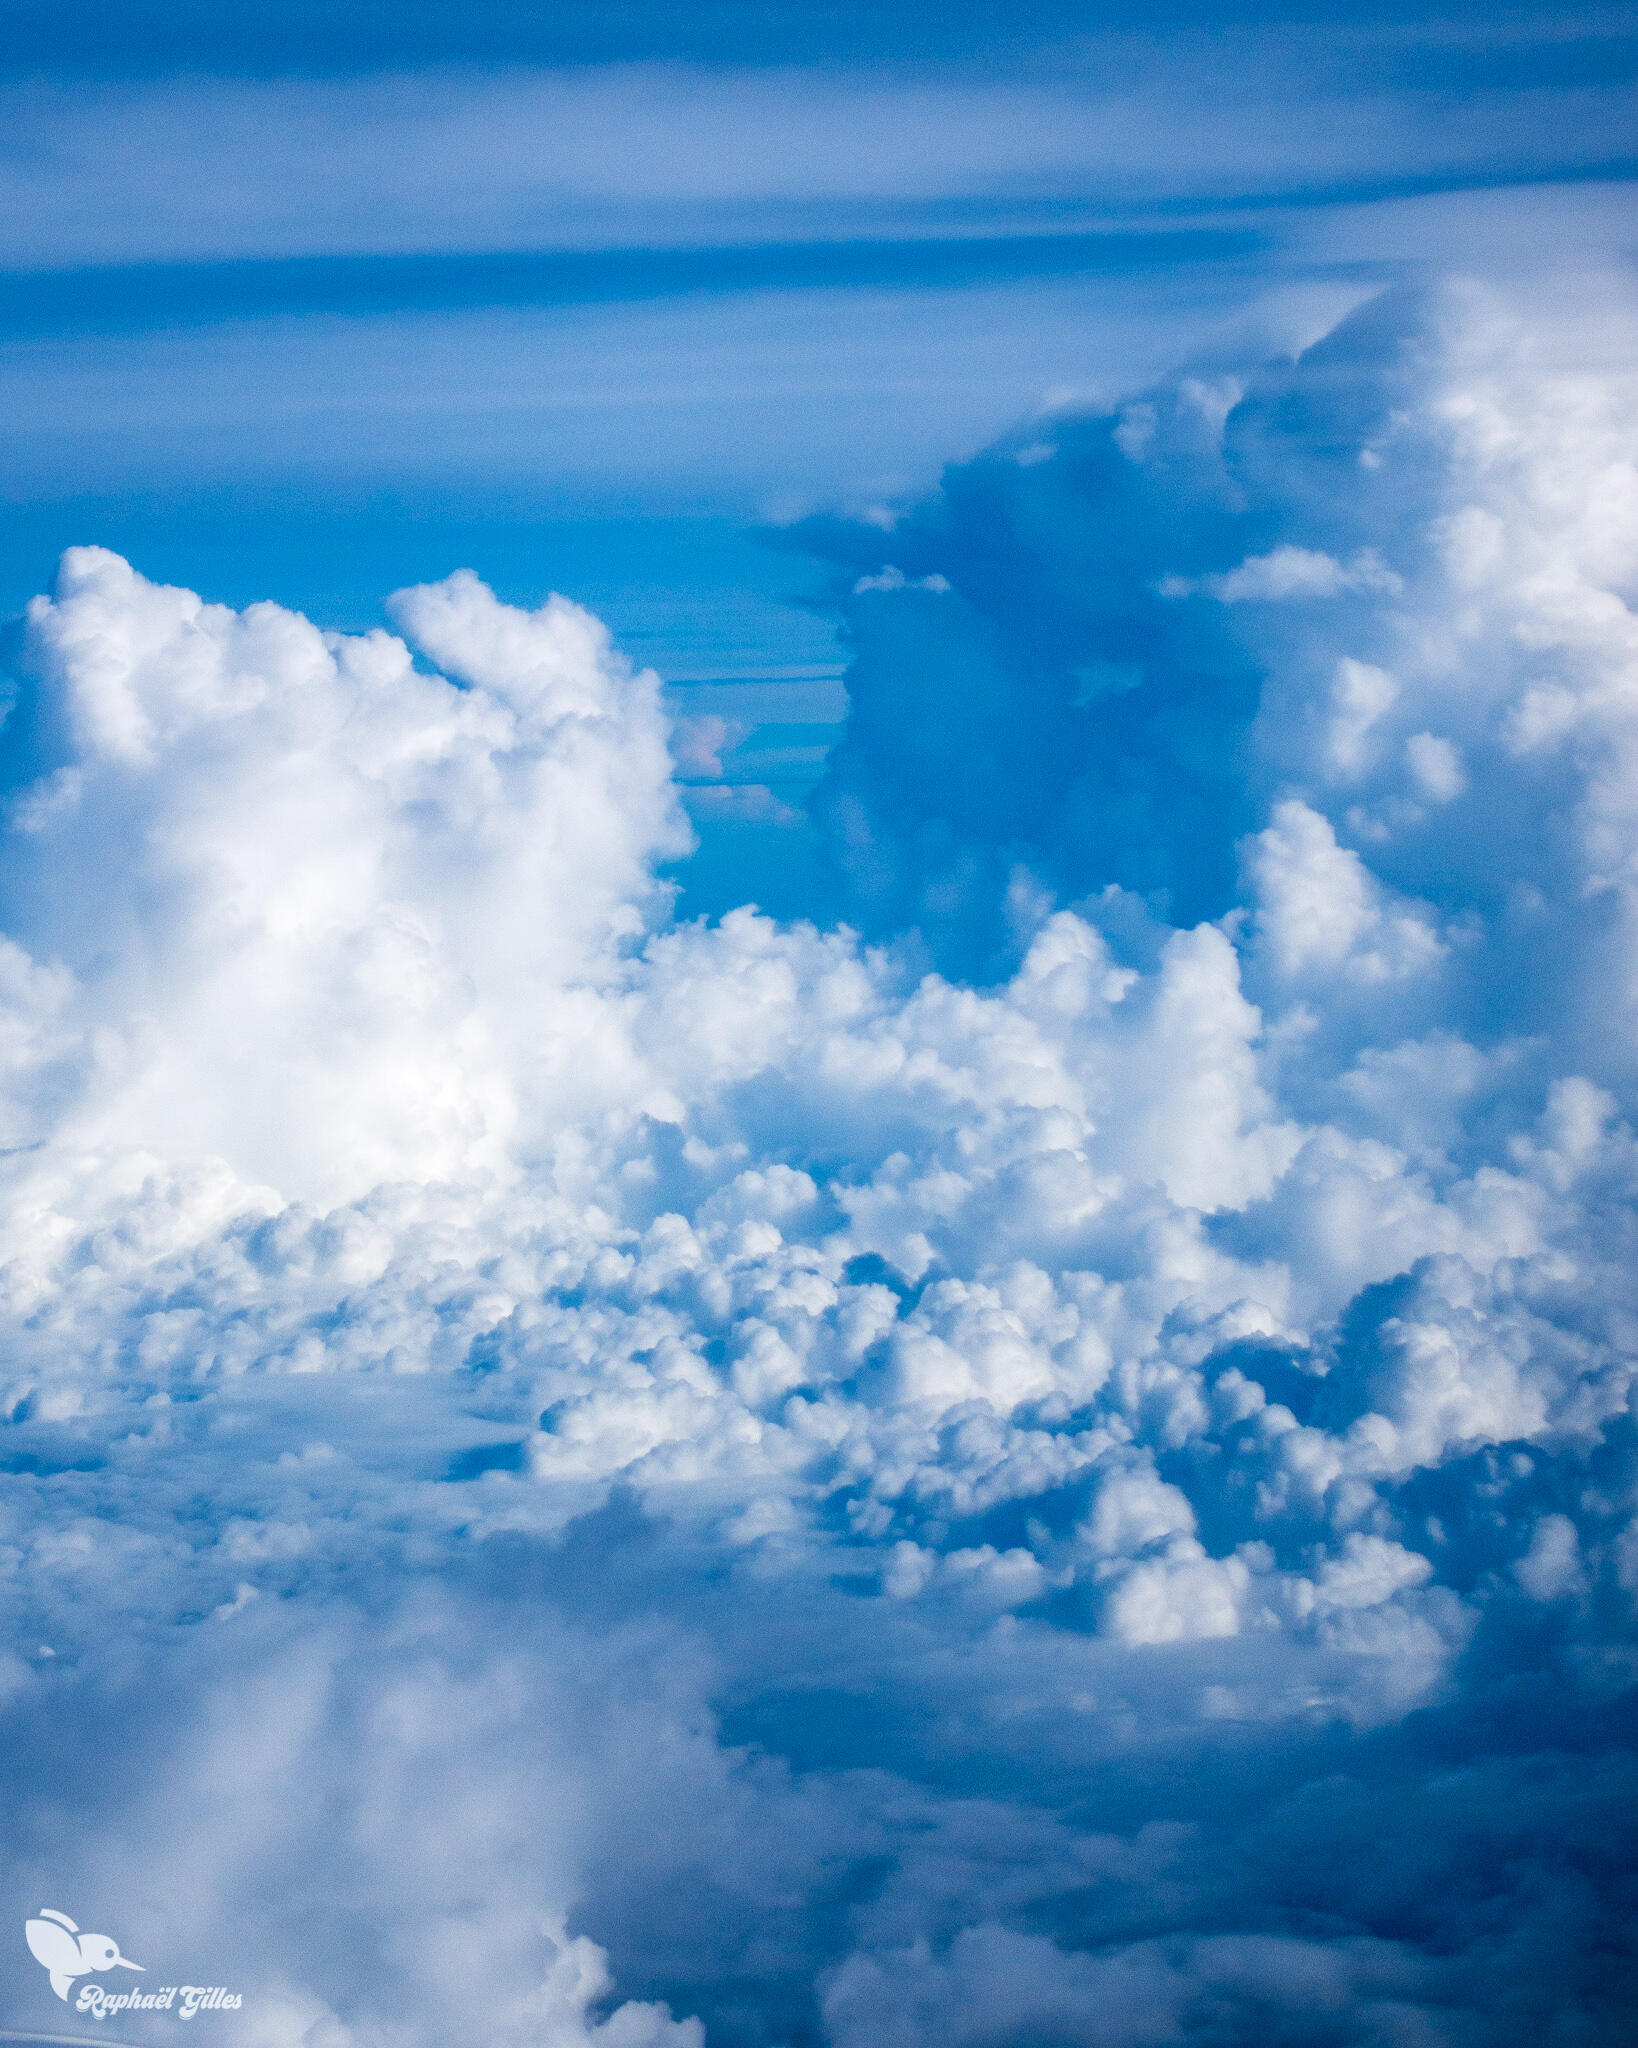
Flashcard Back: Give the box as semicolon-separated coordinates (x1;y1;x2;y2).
1;282;1635;2046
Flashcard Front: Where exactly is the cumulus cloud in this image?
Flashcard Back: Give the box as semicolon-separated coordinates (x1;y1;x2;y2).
1159;544;1403;604
0;551;688;1214
1;278;1637;2046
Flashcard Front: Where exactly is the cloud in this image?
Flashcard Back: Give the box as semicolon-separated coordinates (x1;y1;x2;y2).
1159;544;1403;603
0;278;1289;506
4;44;1633;271
1;277;1637;2045
0;547;688;1212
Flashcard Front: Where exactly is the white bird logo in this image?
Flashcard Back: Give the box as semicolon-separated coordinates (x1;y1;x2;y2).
24;1909;145;2002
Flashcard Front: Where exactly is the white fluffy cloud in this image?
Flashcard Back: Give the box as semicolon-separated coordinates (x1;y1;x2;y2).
0;550;687;1218
2;282;1637;2046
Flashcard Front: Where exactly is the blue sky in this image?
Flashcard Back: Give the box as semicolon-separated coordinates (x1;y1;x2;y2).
5;0;1634;916
4;8;1633;598
2;10;1638;2048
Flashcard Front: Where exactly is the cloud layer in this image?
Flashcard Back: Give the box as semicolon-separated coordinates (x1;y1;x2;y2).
7;38;1633;270
1;280;1636;2046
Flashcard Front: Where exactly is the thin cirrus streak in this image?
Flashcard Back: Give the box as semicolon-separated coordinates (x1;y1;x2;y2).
0;276;1635;2044
1;24;1634;271
0;230;1273;343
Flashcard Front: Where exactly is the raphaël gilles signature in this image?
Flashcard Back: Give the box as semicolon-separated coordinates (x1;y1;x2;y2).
24;1913;242;2020
76;1987;242;2021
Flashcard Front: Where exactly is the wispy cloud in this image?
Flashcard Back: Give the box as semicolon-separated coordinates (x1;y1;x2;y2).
2;42;1633;272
